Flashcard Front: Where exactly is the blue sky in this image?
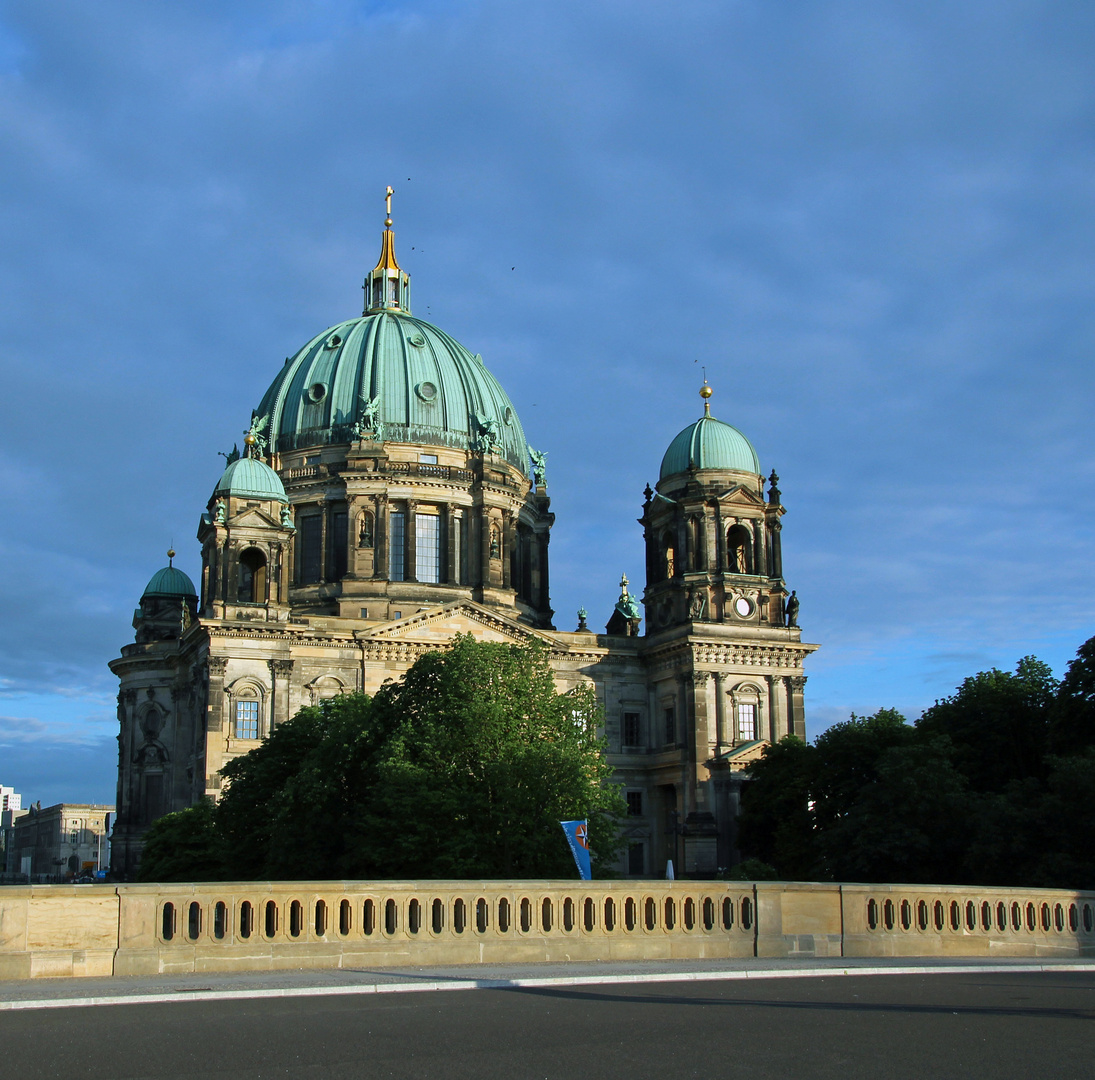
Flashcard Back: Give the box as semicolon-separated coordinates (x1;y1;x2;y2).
1;0;1094;806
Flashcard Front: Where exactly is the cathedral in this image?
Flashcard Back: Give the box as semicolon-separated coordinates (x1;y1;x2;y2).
109;196;818;879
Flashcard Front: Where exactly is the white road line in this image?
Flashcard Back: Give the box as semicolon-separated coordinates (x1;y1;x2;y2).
2;963;1094;1011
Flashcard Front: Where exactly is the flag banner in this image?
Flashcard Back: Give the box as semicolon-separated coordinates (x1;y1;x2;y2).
560;819;591;880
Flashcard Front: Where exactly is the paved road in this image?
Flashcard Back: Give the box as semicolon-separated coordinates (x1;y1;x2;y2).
3;966;1093;1079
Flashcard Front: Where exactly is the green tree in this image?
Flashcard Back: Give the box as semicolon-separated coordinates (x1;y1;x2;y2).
916;657;1056;792
350;636;624;877
737;735;818;879
1051;636;1095;754
137;799;224;882
191;635;624;881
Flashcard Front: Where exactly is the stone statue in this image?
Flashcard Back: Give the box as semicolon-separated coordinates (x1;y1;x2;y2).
246;412;269;457
473;413;499;455
359;511;374;547
786;590;800;628
355;392;382;438
489;525;501;559
576;608;589;632
689;588;707;620
529;447;547;487
280;505;294;529
214;498;227;524
219;444;240;465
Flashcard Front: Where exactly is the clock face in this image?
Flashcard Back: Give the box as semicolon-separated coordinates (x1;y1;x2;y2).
734;597;753;618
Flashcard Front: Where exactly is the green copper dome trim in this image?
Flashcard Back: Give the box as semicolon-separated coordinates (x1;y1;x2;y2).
213;457;289;503
659;415;761;480
255;311;531;471
141;566;198;601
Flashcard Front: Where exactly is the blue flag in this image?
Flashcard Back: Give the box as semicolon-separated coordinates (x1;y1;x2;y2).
560;819;592;880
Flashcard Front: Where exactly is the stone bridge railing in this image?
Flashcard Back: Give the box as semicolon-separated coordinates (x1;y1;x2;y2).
1;880;1092;980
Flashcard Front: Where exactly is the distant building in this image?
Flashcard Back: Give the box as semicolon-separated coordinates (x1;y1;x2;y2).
0;784;21;812
5;804;113;881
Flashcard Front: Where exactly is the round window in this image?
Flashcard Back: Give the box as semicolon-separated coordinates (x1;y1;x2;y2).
408;333;426;347
503;406;514;426
307;383;328;404
734;597;753;618
415;381;438;403
325;334;342;349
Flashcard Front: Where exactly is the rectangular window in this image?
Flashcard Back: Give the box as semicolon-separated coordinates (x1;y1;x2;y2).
622;712;641;747
664;708;676;745
738;703;756;742
329;509;348;580
235;700;260;740
628;842;644;876
360;607;369;619
70;830;78;844
390;512;406;581
299;516;322;583
415;513;440;583
626;791;643;817
418;454;438;465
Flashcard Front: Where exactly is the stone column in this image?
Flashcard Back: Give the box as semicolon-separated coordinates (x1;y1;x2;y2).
789;675;807;739
769;518;783;579
538;528;551;616
502;511;513;590
206;657;228;736
375;495;388;579
319;499;329;582
444;503;456;584
270;659;294;732
480;508;492;588
713;672;725;755
406;501;418;582
752;519;765;577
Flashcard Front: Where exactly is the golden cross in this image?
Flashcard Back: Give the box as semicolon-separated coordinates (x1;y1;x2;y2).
385;185;394;217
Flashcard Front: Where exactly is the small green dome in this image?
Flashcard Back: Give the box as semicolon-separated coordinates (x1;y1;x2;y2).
213;456;288;503
141;566;198;601
660;415;761;480
255;311;531;470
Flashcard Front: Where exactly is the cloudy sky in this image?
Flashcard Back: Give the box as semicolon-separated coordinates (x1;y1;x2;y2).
1;0;1093;806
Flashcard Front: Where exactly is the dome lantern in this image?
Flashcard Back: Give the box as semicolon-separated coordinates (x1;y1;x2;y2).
363;185;411;315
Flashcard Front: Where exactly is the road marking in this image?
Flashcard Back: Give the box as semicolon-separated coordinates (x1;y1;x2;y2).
2;963;1094;1011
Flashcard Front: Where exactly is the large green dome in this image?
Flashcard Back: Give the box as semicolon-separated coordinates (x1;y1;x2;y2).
141;565;198;601
255;311;531;470
660;414;761;480
213;456;288;503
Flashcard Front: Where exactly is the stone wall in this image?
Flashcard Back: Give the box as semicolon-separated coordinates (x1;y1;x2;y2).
1;880;1091;979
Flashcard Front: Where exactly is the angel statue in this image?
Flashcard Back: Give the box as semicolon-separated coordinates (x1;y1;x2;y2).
529;447;547;487
246;412;269;457
353;391;382;440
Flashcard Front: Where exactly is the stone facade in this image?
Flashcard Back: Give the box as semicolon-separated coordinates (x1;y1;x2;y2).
109;209;817;879
5;803;112;881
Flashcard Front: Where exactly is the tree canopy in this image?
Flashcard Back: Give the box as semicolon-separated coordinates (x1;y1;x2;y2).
138;636;624;882
737;641;1095;890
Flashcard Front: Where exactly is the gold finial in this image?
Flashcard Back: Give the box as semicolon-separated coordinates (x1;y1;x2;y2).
167;548;176;565
619;573;629;598
700;370;713;416
373;184;401;272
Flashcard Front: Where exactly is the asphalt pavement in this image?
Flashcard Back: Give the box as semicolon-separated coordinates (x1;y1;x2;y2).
2;959;1092;1079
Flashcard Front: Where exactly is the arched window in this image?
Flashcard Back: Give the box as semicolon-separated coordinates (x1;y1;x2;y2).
726;524;752;575
661;530;676;580
237;548;267;603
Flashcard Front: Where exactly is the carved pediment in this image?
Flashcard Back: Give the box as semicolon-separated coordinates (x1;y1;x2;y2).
718;484;765;508
359;601;556;648
228;507;283;530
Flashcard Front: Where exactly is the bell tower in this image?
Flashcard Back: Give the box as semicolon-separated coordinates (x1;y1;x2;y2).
641;382;789;633
197;428;295;623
